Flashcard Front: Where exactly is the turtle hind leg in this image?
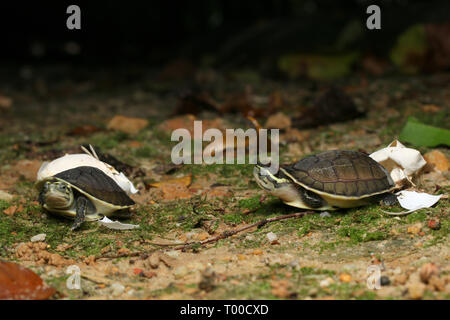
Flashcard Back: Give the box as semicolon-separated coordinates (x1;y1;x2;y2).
70;196;89;231
373;193;398;206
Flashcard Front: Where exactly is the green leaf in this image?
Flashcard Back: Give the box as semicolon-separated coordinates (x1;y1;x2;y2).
399;117;450;147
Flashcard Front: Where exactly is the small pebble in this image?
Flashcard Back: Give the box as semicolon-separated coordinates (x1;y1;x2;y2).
31;233;46;242
266;232;278;242
245;235;255;241
0;190;13;202
166;250;180;258
320;277;334;288
408;283;425;299
174;266;189;278
110;283;125;296
419;263;439;284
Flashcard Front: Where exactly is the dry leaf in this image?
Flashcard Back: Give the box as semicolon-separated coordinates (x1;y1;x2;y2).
149;175;193;200
0;261;56;300
107;115;149;134
0;94;13;110
67;125;103;136
265;112;291;130
3;205;17;216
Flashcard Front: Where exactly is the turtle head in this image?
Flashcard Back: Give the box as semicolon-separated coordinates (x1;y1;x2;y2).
42;181;74;209
253;164;301;203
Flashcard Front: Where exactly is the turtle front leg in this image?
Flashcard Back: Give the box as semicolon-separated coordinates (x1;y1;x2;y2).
70;196;89;231
38;191;45;205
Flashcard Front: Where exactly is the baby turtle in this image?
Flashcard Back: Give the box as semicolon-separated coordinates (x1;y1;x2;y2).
37;166;135;230
254;150;397;210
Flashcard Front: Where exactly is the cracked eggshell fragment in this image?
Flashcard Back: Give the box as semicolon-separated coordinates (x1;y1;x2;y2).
97;216;139;230
396;191;441;211
369;140;426;185
36;154;137;195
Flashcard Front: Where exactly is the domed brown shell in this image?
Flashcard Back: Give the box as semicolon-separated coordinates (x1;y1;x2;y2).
53;166;135;206
281;150;394;198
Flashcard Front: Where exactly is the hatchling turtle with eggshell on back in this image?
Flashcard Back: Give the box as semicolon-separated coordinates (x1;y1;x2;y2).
35;146;136;230
253;150;398;210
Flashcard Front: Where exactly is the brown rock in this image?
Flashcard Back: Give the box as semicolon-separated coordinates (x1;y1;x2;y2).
423;150;449;172
419;263;440;284
408;283;426;299
16;242;75;267
145;253;160;269
394;274;409;285
107;115;149;134
428;275;445;291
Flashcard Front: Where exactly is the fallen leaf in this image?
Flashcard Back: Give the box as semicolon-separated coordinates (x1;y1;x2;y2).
107;115;149;134
270;280;294;298
149;175;193;200
421;104;441;113
3;205;17;216
0;94;13;110
265;112;291;130
339;273;352;283
0;261;56;299
67;125;103;136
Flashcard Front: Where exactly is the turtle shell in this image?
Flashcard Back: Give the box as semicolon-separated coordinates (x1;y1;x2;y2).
53;166;135;207
281;150;394;199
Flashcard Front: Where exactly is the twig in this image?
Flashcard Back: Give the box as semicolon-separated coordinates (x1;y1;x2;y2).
95;211;315;260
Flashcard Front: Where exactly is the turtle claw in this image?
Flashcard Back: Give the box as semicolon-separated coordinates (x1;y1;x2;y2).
70;221;83;231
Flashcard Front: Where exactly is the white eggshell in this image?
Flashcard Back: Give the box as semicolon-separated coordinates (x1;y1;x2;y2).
370;140;426;183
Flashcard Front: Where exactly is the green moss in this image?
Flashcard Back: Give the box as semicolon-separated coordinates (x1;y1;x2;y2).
133;145;159;158
337;226;388;244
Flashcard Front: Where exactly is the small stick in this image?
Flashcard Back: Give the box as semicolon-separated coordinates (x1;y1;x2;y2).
95;211;315;260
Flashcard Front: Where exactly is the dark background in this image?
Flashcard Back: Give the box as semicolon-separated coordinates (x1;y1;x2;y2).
0;0;449;70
